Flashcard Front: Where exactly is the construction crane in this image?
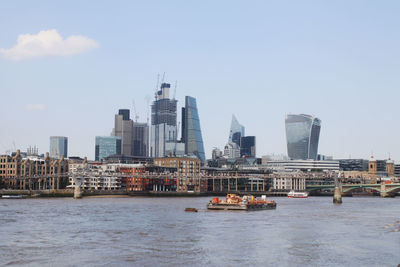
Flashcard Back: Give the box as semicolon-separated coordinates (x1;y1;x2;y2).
132;100;139;123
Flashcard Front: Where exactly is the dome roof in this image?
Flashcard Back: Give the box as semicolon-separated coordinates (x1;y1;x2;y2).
369;156;376;162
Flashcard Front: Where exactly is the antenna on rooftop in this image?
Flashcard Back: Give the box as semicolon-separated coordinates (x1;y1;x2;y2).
173;80;177;99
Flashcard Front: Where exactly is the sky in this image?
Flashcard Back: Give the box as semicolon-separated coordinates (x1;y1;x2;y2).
1;0;400;161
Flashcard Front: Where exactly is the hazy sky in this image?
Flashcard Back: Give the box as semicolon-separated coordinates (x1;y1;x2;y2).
1;1;400;161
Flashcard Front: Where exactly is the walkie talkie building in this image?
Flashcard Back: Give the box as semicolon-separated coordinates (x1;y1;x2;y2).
285;114;321;160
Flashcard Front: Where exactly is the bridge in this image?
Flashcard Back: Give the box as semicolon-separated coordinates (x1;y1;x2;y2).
307;183;400;198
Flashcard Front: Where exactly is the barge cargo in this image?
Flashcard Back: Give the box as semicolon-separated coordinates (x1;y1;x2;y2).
207;194;276;211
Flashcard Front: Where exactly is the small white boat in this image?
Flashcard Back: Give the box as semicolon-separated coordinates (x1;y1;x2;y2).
1;195;25;199
287;190;308;198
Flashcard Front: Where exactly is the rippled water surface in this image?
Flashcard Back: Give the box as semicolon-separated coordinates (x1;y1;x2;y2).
1;196;399;266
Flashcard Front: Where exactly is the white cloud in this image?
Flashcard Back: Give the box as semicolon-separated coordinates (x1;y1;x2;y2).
0;29;99;60
25;104;47;111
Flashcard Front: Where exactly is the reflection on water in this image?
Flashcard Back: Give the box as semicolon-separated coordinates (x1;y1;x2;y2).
0;197;399;266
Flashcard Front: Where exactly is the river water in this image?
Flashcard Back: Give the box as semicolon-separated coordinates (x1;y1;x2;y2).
0;196;399;266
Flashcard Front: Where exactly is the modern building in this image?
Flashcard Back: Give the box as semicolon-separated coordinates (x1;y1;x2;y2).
211;148;223;160
181;96;205;163
228;115;245;146
114;109;134;156
68;163;121;190
285;114;321;160
224;142;240;159
132;122;149;157
265;159;339;172
338;159;369;171
240;136;256;158
150;83;178;158
95;136;122;161
50;136;68;159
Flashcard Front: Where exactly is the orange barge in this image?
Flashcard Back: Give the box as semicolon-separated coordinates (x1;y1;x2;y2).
207;194;277;211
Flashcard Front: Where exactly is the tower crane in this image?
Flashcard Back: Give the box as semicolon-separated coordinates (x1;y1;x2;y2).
132;100;139;122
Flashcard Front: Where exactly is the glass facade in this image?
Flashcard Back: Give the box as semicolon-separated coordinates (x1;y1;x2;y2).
240;136;256;158
95;136;122;161
150;83;178;158
285;114;321;160
183;96;205;163
229;115;245;145
50;136;68;159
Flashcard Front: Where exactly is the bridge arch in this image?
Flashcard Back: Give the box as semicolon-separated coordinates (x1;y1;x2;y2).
342;186;381;193
386;186;400;194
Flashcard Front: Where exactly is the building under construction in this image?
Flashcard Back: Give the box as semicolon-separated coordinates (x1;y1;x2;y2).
150;82;180;158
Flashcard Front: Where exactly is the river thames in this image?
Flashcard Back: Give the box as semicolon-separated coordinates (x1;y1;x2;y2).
1;196;399;266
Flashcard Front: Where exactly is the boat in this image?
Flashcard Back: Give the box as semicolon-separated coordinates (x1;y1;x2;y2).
207;194;277;211
1;195;25;199
184;208;198;212
287;190;308;198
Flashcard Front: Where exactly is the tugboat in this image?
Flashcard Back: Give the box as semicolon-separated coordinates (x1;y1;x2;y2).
287;190;308;198
207;194;277;211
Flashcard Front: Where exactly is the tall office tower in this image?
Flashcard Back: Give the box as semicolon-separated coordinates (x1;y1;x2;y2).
181;96;205;163
150;83;178;158
95;136;122;161
228;115;245;146
114;109;133;156
132;122;149;157
285;114;321;160
49;136;68;159
240;136;256;158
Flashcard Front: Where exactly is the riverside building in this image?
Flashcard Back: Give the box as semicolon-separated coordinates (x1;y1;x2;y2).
0;150;69;190
154;157;203;192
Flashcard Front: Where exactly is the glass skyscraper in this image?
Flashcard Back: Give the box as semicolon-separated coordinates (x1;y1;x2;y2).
181;96;205;163
240;136;256;158
229;115;245;146
285;114;321;160
95;136;122;161
49;136;68;159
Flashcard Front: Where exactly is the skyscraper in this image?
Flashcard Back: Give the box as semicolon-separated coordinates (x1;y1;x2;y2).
95;136;121;161
228;115;245;146
114;109;133;156
240;136;256;158
132;122;149;157
181;96;205;163
150;83;178;158
49;136;68;159
285;114;321;160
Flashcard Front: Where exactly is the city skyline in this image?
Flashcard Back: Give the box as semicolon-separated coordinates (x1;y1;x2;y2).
2;1;400;161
